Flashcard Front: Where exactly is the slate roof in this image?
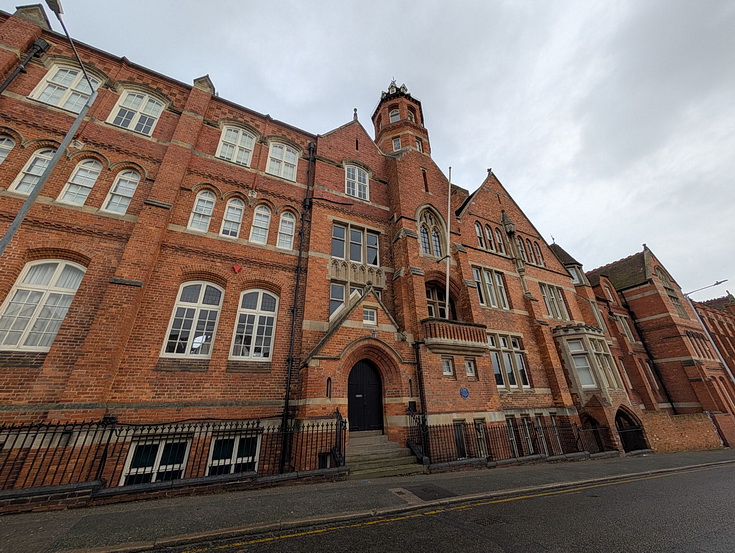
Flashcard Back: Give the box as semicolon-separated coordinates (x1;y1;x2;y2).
586;250;649;291
700;293;735;312
548;243;581;266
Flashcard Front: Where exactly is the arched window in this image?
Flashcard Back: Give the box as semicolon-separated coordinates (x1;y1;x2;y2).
102;170;140;214
220;198;245;238
533;242;545;266
345;165;369;201
250;205;271;244
217;126;255;166
162;281;223;357
266;143;298;181
277;211;296;249
475;222;485;249
0;135;15;164
0;260;85;350
418;209;444;257
484;225;495;251
31;64;100;113
188;190;216;232
526;239;536;264
516;237;528;262
108;90;164;135
495;228;506;254
407;107;416;123
10;148;56;194
389;108;400;123
58;159;102;205
230;289;278;360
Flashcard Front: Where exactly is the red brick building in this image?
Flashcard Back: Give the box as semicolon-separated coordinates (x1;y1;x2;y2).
0;6;732;490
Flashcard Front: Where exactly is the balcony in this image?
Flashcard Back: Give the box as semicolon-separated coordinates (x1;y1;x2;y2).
421;318;488;355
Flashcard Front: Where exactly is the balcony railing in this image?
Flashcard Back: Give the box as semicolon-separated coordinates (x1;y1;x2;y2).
421;318;488;355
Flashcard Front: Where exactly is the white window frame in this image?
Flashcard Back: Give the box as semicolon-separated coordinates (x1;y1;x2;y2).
533;242;545;267
494;228;506;254
30;64;100;113
277;211;296;249
567;339;597;388
488;333;530;389
465;358;477;377
161;281;223;358
363;308;377;325
345;165;369;201
188;190;216;232
230;289;278;361
57;159;103;206
474;223;485;249
9;148;56;195
108;90;164;136
266;142;298;181
0;260;85;351
442;357;454;376
220;198;245;238
216;126;255;166
249;205;271;244
484;225;496;252
120;438;191;486
415;137;423;152
206;433;261;476
0;135;15;164
473;267;509;310
101;170;140;214
389;108;400;123
392;137;401;151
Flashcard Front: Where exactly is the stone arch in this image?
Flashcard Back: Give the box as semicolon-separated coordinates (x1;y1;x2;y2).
615;408;648;452
340;339;404;394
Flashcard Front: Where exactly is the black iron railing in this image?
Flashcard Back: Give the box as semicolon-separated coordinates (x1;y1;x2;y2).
407;416;615;465
0;413;347;491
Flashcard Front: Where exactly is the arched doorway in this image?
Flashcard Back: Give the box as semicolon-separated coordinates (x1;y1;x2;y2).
348;360;383;432
615;410;648;452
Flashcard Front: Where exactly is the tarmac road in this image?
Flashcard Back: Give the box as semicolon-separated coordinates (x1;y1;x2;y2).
154;464;735;553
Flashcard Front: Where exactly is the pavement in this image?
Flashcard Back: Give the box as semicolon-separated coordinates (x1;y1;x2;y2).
2;448;735;553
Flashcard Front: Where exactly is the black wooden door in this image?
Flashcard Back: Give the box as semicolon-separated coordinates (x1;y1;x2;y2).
348;361;383;431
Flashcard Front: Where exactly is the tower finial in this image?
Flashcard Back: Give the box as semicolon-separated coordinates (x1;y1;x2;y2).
353;108;358;121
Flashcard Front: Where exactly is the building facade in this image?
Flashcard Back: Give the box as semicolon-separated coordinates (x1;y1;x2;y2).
1;6;734;491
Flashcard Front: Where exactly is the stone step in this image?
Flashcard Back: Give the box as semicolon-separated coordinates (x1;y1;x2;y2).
347;442;404;455
347;449;413;463
348;433;390;446
348;455;419;472
348;463;427;480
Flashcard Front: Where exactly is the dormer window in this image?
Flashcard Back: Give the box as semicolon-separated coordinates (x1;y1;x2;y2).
389;108;399;123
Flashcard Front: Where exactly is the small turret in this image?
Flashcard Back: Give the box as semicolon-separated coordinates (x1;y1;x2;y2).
371;81;431;156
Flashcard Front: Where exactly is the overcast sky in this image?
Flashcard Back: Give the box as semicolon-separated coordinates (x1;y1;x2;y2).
5;1;733;301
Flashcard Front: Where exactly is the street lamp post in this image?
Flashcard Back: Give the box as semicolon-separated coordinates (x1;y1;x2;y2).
0;1;97;258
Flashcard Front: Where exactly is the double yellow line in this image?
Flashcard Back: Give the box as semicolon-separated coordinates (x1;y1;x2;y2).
178;465;723;552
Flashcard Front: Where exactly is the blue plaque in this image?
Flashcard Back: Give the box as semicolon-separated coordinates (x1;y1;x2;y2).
460;387;469;399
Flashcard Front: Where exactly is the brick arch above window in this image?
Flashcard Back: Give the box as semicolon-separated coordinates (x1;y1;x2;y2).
234;278;284;297
108;160;148;180
67;150;112;169
0;126;24;145
190;182;224;199
178;266;230;289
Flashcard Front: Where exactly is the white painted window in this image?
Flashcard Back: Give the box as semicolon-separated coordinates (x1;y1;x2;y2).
220;198;245;238
162;282;223;357
217;126;255;166
392;137;401;151
58;159;102;205
0;135;15;164
231;290;278;360
9;148;55;194
102;170;140;214
0;260;85;351
249;205;271;244
277;212;296;249
108;90;164;135
389;108;399;123
567;339;596;388
474;267;509;310
345;165;369;201
31;65;99;113
121;439;190;486
207;434;260;476
442;357;454;376
188;190;216;232
363;308;377;325
266;143;298;180
540;283;569;320
465;358;477;377
329;283;345;316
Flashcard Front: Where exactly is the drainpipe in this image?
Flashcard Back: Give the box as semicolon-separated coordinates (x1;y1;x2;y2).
412;340;430;459
279;141;316;473
0;38;50;95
